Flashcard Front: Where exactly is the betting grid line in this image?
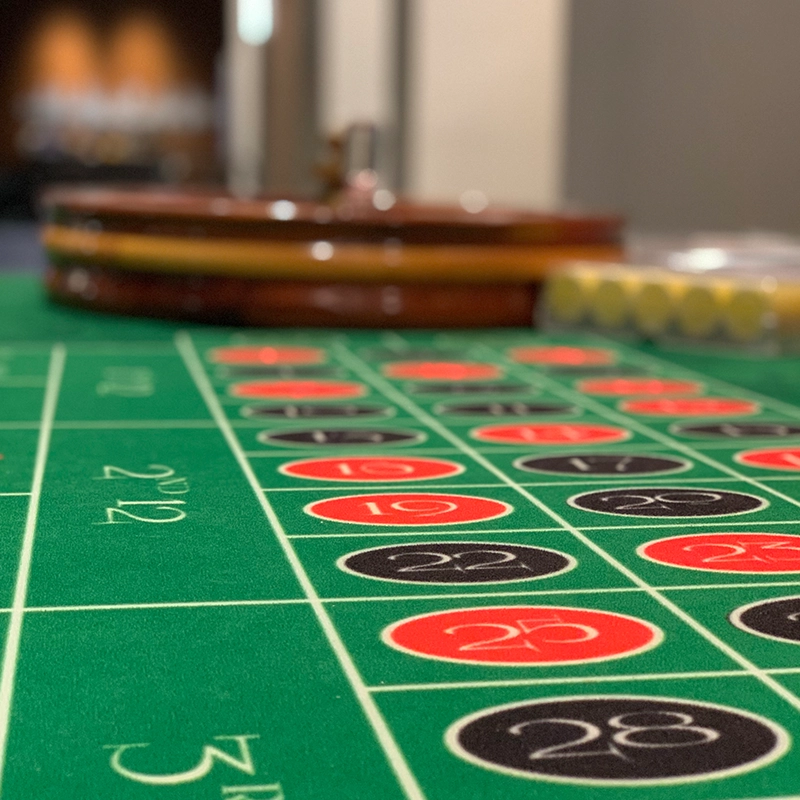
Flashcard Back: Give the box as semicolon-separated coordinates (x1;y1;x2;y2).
53;420;219;429
262;477;750;493
0;343;65;796
0;576;792;615
26;598;309;613
174;332;428;800
477;345;800;516
369;669;753;693
333;340;800;716
662;440;800;450
244;448;463;458
286;519;800;538
287;526;567;538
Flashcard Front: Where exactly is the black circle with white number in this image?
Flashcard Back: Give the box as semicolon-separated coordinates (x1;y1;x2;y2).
436;402;576;417
516;454;689;476
546;365;648;376
218;365;341;379
447;695;788;785
570;487;765;517
257;428;424;446
242;404;393;419
338;541;574;585
673;422;800;439
731;596;800;644
411;382;532;395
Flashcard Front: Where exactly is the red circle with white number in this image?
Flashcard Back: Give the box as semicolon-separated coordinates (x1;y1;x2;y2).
621;398;760;416
383;362;503;381
638;533;800;573
382;605;662;665
578;378;702;396
735;447;800;471
210;346;325;365
509;346;615;366
471;423;631;445
305;493;513;526
280;456;466;482
230;380;366;400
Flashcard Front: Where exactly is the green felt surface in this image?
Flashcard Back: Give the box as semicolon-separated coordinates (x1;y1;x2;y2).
1;276;800;797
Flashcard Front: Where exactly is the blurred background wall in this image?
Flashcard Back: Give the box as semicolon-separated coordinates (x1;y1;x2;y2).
3;0;800;237
566;0;800;233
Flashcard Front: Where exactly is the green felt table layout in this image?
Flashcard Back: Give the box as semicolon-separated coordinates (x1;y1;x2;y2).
3;276;800;797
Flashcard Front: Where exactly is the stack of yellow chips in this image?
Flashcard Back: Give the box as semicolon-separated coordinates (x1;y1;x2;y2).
542;261;800;353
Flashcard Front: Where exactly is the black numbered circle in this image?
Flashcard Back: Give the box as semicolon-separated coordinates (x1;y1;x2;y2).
516;454;689;476
547;365;648;376
731;596;800;644
674;422;800;439
437;402;575;417
243;404;392;419
447;695;788;785
257;428;425;446
338;542;574;585
570;487;766;517
411;382;531;395
219;365;340;378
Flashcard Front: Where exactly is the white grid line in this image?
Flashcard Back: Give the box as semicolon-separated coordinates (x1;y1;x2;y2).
26;598;308;613
175;332;427;800
0;577;792;616
260;476;753;493
244;448;460;458
320;587;640;603
284;519;800;538
577;519;800;531
368;669;753;693
368;665;800;695
0;344;64;795
286;528;567;539
52;420;218;429
335;339;800;716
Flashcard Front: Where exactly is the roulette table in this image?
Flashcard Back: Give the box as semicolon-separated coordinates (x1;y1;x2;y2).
3;274;800;797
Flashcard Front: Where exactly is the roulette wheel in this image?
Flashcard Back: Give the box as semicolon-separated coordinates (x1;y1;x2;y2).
42;185;623;327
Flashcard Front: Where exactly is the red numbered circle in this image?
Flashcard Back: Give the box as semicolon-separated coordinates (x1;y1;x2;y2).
383;362;503;381
578;378;702;396
472;423;630;445
280;456;465;482
305;493;513;526
621;398;760;416
736;447;800;471
210;346;325;365
383;605;662;665
639;533;800;573
509;346;615;366
230;380;366;400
